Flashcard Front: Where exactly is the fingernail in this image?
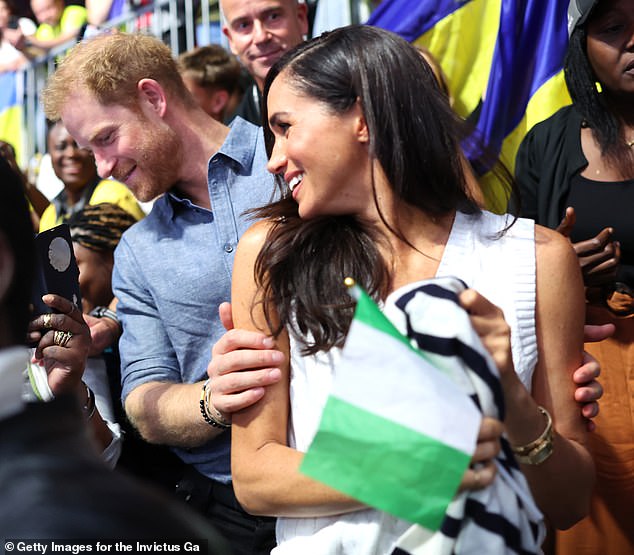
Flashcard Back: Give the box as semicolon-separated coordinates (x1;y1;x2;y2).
269;368;282;379
262;337;275;348
271;351;284;363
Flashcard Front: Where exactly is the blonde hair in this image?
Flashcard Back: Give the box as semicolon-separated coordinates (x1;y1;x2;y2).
42;32;196;121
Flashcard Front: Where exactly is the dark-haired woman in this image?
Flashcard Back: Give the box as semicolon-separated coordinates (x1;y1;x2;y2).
229;25;593;553
515;0;634;552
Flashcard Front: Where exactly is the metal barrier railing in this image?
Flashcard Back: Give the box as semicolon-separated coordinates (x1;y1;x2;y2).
18;0;200;166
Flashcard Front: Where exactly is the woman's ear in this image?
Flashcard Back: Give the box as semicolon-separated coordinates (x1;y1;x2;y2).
353;100;369;144
356;115;369;144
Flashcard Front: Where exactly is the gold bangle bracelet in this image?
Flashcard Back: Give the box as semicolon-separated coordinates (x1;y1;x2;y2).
511;406;554;465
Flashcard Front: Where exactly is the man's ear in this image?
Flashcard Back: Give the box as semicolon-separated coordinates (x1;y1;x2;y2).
137;78;168;117
211;89;230;118
296;1;309;37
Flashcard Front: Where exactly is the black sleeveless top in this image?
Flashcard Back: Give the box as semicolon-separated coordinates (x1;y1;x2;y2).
566;174;634;287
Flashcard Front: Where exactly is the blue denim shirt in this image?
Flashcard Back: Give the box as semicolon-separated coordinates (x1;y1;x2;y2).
112;118;276;483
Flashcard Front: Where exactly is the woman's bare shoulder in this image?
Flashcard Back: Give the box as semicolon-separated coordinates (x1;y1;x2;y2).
533;223;584;318
237;219;276;255
534;223;577;264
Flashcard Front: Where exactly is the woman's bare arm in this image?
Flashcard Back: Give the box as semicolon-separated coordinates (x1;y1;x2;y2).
231;220;507;516
463;225;593;529
230;220;364;517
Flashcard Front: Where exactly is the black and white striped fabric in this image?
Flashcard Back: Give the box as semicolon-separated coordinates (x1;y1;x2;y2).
382;276;545;555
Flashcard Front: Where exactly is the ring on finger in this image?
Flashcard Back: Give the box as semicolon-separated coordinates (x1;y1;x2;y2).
473;468;481;487
43;313;53;329
53;330;73;348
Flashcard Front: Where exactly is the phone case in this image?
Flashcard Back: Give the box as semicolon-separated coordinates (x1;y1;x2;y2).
31;223;82;316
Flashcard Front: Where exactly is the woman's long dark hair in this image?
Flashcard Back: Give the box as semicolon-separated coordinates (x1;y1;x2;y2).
565;23;634;177
252;25;489;354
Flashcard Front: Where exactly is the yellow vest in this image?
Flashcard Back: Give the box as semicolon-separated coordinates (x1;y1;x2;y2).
39;179;145;232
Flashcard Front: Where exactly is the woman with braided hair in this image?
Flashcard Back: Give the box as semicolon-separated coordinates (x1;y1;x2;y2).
67;202;185;485
68;202;137;315
516;1;634;552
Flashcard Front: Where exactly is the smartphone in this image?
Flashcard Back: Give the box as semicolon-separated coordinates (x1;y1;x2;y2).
31;223;82;317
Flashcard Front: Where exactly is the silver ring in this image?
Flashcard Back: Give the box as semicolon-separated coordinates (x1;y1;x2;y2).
42;313;53;329
473;469;481;487
53;330;73;348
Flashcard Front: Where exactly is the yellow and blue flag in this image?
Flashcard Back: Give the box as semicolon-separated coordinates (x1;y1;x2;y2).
0;72;25;167
366;0;572;212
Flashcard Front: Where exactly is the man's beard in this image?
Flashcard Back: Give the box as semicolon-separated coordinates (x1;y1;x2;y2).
126;123;183;202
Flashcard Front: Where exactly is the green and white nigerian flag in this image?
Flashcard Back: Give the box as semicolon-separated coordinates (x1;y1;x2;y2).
300;280;482;531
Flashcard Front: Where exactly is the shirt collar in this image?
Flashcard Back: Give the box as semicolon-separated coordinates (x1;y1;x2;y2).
162;117;263;220
215;116;261;174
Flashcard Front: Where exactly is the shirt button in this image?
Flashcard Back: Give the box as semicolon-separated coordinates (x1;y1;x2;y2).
224;243;233;253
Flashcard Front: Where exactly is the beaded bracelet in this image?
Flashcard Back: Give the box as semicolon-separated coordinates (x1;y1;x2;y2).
511;406;554;465
199;379;230;429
